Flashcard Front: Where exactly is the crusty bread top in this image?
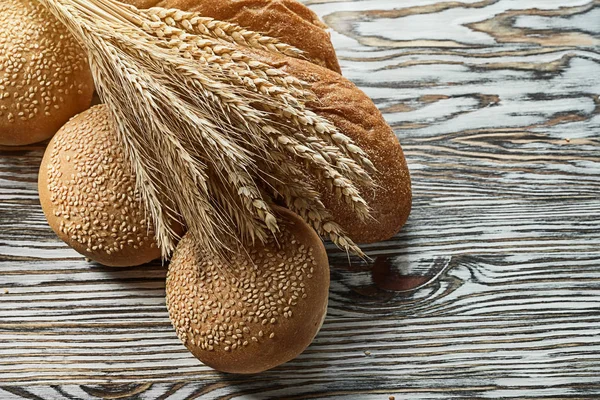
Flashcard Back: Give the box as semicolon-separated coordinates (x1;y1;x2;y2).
246;49;412;243
122;0;341;73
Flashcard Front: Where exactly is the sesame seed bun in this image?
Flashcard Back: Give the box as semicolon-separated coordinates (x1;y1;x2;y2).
167;207;330;374
38;105;165;267
0;0;94;146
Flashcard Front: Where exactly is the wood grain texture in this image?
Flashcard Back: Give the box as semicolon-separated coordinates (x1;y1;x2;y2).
1;0;600;398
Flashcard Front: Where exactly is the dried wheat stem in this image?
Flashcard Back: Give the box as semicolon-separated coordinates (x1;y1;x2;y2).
258;159;364;256
36;0;374;258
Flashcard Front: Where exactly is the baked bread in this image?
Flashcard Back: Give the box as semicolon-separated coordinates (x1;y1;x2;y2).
248;49;412;243
119;0;410;243
39;105;168;267
167;207;329;374
122;0;341;73
0;0;94;146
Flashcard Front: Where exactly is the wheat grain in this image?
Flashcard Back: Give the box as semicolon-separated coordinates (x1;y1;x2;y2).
36;0;374;258
142;7;304;59
259;159;364;256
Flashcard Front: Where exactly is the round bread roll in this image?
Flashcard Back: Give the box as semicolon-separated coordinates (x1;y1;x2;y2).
0;0;94;146
39;105;165;267
167;207;329;374
122;0;341;73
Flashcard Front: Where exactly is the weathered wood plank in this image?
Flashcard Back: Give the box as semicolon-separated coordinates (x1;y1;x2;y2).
0;0;599;398
318;0;600;48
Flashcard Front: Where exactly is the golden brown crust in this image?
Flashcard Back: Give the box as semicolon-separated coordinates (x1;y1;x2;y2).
246;50;412;243
0;0;94;146
122;0;341;73
39;106;164;267
167;207;329;374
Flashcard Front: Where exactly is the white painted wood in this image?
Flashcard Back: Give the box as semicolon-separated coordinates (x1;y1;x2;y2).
0;0;599;398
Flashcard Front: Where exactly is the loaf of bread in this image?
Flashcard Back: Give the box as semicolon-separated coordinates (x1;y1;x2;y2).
0;0;95;146
167;206;329;373
122;0;341;73
126;0;410;242
247;49;412;243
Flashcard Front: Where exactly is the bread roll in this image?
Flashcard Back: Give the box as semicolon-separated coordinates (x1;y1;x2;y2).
122;0;341;73
39;105;166;267
0;0;94;146
167;207;329;374
248;49;412;243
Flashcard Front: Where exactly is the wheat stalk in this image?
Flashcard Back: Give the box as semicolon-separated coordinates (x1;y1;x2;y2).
36;0;373;258
142;7;304;59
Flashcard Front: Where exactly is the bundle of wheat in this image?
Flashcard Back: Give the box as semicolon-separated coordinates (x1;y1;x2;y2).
37;0;373;259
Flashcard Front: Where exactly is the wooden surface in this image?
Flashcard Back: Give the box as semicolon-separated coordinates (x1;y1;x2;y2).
1;0;600;398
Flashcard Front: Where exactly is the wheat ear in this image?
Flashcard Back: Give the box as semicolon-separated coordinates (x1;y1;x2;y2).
36;0;373;258
142;7;304;59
